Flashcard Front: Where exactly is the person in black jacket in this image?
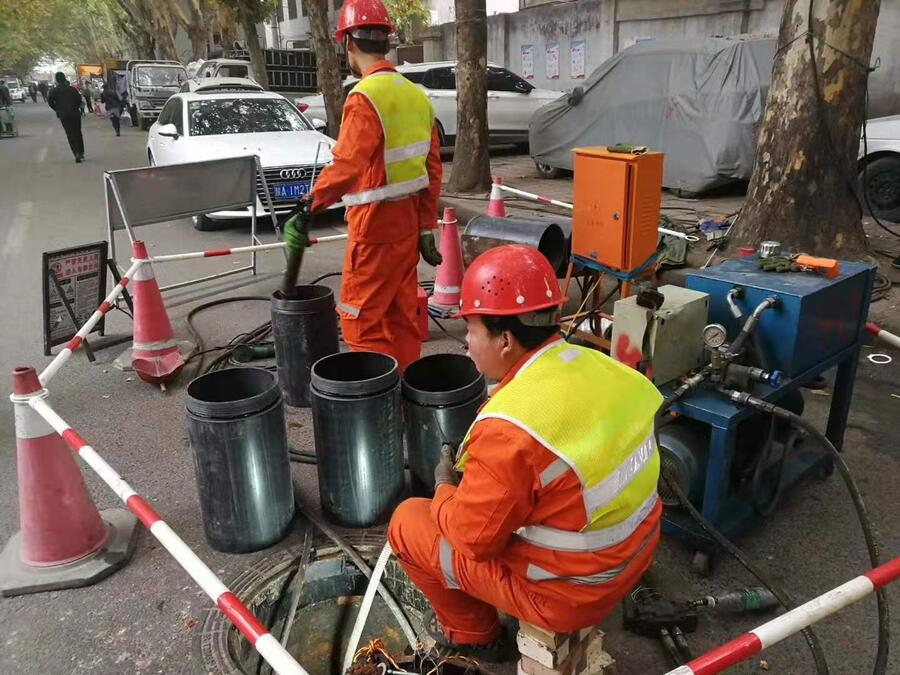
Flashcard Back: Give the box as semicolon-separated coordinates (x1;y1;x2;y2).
100;82;123;136
47;72;85;162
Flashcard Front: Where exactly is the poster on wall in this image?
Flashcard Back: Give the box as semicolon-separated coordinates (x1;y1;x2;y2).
521;44;535;80
546;41;560;79
571;39;586;79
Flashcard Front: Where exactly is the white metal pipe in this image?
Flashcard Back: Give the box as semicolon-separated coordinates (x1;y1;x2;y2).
342;542;395;674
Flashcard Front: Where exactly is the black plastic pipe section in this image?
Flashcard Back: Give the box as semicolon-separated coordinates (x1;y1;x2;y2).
271;285;340;407
310;352;405;527
185;368;295;553
402;354;486;494
461;215;568;274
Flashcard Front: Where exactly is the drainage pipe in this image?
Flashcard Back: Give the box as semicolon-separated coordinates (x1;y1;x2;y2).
343;542;395;674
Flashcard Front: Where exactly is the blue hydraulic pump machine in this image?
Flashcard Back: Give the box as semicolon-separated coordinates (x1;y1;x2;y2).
654;257;875;574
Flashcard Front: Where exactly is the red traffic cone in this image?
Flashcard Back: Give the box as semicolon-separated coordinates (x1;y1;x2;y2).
131;241;184;385
429;207;464;312
0;367;138;597
487;176;506;218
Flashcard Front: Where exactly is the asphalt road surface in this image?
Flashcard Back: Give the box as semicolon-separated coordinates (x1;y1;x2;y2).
0;102;898;675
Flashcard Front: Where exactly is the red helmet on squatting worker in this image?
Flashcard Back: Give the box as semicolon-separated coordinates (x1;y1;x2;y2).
458;245;564;318
335;0;394;42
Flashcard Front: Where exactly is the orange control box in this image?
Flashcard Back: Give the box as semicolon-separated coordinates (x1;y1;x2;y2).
571;148;664;272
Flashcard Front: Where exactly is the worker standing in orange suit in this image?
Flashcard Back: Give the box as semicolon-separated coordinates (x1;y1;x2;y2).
282;0;443;372
388;245;664;660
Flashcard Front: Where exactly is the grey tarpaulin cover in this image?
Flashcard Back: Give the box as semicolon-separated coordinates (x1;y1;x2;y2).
529;36;776;194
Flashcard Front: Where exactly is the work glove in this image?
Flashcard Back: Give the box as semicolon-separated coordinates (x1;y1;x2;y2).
758;255;799;273
282;200;312;253
419;229;443;267
434;443;460;488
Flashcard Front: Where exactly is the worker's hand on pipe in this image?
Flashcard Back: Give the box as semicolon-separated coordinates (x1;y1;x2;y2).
419;230;443;267
282;200;313;252
434;444;459;487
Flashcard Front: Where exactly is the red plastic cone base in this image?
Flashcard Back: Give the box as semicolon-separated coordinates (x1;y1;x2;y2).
16;430;108;567
431;208;464;309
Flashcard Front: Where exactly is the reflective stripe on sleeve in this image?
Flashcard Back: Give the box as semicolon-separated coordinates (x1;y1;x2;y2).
539;458;571;488
439;537;459;590
516;493;658;552
337;302;361;318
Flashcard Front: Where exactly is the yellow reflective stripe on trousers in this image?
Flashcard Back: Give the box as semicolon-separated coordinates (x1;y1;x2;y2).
516;493;658;552
525;522;657;584
439;537;459;589
342;174;430;206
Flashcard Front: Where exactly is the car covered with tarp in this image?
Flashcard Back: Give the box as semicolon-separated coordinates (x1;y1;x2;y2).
529;36;777;195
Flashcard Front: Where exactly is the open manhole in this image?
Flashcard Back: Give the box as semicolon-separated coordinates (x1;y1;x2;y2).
193;528;431;675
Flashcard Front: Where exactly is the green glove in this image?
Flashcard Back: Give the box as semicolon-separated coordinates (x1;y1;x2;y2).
434;444;459;487
419;230;443;266
282;211;312;253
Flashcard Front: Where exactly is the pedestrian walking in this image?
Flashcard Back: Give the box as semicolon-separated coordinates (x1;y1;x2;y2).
100;82;123;136
38;81;48;102
0;81;14;135
81;81;93;114
28;82;38;103
47;72;85;163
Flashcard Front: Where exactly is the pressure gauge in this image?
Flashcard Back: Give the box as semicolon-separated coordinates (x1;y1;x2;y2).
702;323;728;349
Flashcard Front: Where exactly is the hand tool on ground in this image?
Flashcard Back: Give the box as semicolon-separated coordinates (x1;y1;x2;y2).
623;584;698;666
688;587;779;614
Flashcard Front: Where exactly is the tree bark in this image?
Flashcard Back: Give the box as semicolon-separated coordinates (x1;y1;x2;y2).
306;0;344;138
172;0;212;61
734;0;880;257
238;7;269;87
115;0;157;59
447;0;490;193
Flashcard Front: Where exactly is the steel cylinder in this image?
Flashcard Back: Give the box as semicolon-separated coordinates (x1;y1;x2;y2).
185;368;294;553
310;352;405;527
402;354;486;495
462;215;568;274
271;285;340;407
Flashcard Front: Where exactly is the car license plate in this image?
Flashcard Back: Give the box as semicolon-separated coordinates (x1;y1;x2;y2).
274;182;310;200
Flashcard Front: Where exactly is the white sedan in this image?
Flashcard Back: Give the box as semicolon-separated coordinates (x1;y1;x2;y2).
147;85;335;230
860;115;900;223
296;61;562;147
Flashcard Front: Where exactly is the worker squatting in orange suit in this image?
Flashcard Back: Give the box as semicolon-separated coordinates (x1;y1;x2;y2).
309;60;443;372
388;245;662;646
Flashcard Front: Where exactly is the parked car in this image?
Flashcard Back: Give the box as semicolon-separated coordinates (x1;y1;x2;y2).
295;61;563;147
181;77;263;93
193;58;253;81
147;88;335;230
859;114;900;223
8;80;26;103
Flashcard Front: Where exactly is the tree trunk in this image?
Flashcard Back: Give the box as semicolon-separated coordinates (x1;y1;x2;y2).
447;0;490;193
239;9;269;87
734;0;880;257
188;27;209;61
306;0;344;138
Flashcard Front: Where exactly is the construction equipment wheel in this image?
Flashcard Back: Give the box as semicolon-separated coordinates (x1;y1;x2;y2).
535;161;561;179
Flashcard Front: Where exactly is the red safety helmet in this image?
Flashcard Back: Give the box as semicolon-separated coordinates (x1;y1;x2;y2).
335;0;394;43
458;245;564;318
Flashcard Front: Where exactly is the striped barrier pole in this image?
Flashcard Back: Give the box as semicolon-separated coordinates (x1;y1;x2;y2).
24;393;308;675
496;183;699;241
665;557;900;675
39;259;145;387
145;234;349;264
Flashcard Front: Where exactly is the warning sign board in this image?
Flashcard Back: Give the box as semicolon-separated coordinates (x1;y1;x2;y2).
42;242;108;356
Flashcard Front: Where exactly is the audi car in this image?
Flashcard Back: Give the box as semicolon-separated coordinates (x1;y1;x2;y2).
146;86;334;230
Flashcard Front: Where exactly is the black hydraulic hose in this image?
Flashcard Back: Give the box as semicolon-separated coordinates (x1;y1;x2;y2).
654;391;830;674
731;296;777;355
723;390;889;675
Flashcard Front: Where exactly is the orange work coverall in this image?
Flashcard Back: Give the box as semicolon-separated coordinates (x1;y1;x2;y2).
388;338;661;645
311;60;443;372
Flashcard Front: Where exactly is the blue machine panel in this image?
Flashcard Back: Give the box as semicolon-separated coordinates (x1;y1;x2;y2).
686;259;874;377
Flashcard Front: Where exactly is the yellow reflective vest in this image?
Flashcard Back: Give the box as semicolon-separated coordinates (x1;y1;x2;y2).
458;339;663;552
343;70;435;206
